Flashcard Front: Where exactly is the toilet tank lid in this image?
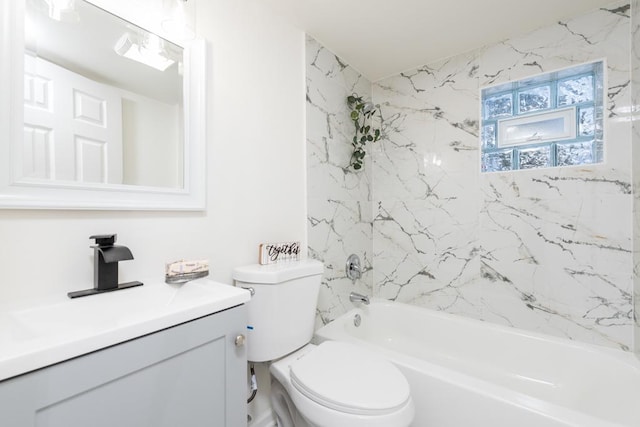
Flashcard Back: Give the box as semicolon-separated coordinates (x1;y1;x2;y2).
233;259;323;284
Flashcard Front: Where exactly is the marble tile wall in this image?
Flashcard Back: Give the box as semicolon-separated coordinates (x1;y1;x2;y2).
305;36;373;327
632;0;640;357
306;2;637;351
372;1;633;350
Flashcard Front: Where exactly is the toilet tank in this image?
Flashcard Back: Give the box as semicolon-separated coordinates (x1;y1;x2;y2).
233;260;323;362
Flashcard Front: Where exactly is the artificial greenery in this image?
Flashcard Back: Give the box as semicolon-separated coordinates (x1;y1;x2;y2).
347;94;381;170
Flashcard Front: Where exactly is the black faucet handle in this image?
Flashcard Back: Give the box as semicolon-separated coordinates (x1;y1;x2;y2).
90;234;117;246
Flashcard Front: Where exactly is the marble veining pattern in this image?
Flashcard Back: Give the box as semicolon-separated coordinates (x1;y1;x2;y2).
306;2;637;350
632;0;640;358
372;1;633;349
306;36;373;327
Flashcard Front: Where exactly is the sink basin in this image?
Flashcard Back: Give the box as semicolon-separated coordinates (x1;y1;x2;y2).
10;281;206;338
0;279;250;381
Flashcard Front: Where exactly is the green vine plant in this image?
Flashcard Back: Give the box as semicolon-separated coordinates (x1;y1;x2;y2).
347;94;381;170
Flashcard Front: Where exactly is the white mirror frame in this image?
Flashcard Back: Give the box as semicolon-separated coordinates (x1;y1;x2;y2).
0;0;206;210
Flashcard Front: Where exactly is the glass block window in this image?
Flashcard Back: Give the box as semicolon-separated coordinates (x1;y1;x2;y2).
484;93;513;119
480;61;604;173
482;149;513;172
482;124;496;148
519;86;551;113
558;75;594;106
557;141;595;166
519;146;551;169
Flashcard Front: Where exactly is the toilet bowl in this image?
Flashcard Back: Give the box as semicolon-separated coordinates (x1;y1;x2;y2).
270;342;414;427
232;260;415;427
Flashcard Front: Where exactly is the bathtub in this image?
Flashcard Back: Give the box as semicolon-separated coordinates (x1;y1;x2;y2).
314;300;640;427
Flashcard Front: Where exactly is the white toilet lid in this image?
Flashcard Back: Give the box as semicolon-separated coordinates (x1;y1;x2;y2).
289;341;411;416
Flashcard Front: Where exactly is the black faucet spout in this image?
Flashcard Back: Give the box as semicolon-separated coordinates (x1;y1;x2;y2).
96;245;134;264
67;234;143;299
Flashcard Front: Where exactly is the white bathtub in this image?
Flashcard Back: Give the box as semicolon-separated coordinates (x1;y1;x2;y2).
314;300;640;427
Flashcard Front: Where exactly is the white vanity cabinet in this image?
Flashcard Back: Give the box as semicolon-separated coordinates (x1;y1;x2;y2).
0;304;247;427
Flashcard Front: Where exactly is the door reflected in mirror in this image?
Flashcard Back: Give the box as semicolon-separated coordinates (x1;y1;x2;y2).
24;0;184;189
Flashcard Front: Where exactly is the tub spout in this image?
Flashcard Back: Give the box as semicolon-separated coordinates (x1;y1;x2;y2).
349;292;370;305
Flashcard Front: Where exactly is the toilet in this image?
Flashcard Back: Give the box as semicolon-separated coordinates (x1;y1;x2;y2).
233;259;414;427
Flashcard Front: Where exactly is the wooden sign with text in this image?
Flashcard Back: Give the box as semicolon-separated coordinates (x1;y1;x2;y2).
259;241;301;265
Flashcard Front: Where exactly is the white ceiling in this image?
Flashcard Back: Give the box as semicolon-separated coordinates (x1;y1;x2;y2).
261;0;618;81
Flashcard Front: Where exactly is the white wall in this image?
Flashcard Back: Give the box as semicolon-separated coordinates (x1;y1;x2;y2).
122;94;182;188
0;0;307;304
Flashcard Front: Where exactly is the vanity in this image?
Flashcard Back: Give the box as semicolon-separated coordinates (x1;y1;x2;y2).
0;279;251;426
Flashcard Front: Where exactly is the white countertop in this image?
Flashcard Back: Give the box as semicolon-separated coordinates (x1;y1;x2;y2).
0;279;250;381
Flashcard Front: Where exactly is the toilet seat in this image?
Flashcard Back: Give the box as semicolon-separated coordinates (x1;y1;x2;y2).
289;341;411;416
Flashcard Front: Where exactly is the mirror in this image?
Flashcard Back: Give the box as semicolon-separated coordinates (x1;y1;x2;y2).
0;0;206;210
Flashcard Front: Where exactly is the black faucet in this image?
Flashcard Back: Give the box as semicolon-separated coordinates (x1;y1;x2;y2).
68;234;143;299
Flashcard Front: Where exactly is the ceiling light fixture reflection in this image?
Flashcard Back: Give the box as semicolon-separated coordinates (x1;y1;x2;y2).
44;0;78;22
114;33;175;72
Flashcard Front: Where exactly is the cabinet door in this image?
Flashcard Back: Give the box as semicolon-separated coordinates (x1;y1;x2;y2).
0;305;247;427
